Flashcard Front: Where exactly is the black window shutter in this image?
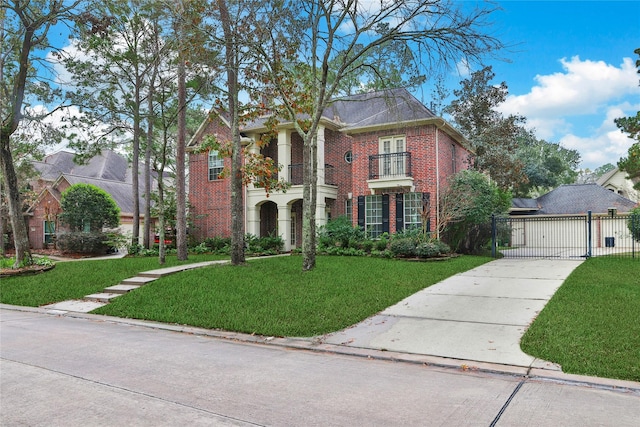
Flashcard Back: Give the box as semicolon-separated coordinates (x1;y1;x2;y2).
422;192;431;232
382;194;390;234
357;196;365;230
395;193;404;231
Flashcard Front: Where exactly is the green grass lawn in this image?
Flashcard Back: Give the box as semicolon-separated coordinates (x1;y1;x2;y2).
93;255;491;337
0;254;225;307
521;257;640;382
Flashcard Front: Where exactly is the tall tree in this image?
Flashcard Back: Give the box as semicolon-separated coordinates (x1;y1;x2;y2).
1;0;86;268
252;0;504;270
615;48;640;190
446;66;527;191
64;1;161;249
514;129;580;197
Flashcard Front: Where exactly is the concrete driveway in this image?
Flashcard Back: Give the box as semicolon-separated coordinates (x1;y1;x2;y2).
322;258;584;368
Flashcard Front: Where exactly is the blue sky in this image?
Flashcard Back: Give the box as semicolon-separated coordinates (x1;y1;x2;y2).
434;0;640;170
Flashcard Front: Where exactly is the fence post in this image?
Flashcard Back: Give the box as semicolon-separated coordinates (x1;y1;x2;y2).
587;210;592;258
491;214;497;258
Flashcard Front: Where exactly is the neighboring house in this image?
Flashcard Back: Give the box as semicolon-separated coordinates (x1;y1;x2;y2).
26;150;155;250
597;167;640;202
188;88;473;251
509;184;638;250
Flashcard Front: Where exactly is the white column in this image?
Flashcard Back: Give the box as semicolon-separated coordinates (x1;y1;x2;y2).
277;129;291;182
315;200;327;228
316;125;326;185
246;204;260;238
278;203;292;252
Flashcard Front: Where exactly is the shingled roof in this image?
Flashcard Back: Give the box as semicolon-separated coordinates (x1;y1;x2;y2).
30;150;155;215
240;88;441;132
532;184;636;215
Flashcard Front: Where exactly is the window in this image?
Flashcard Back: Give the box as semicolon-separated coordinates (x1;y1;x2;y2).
43;221;55;244
290;213;296;246
208;150;224;180
345;198;352;219
81;219;91;233
365;195;383;238
344;151;353;164
379;136;406;177
404;193;422;230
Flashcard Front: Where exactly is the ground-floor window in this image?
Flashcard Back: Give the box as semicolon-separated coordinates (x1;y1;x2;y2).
44;220;55;244
345;198;352;219
365;195;383;238
290;213;296;246
404;192;422;230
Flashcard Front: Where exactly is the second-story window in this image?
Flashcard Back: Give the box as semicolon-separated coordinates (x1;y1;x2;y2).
208;150;224;181
379;135;406;177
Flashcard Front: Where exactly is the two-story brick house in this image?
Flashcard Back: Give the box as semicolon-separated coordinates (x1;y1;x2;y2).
188;88;472;251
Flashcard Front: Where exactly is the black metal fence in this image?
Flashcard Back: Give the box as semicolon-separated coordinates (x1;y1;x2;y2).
491;211;639;259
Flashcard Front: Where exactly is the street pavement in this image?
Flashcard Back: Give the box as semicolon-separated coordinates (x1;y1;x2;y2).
2;257;640;426
1;307;639;426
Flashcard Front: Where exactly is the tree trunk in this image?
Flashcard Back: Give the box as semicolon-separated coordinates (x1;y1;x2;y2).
176;56;188;261
217;0;245;265
131;72;141;249
0;133;31;268
301;133;317;271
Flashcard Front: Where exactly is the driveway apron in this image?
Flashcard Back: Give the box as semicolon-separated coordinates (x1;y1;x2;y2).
322;258;584;368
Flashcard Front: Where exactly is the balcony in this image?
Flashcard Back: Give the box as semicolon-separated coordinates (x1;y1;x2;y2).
369;152;412;179
288;163;336;185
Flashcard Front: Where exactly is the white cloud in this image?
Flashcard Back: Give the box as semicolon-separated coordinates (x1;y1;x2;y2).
499;56;639;119
495;56;639;168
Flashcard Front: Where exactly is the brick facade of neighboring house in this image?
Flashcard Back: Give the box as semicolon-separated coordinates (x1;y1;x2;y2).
26;150;155;250
188;88;473;251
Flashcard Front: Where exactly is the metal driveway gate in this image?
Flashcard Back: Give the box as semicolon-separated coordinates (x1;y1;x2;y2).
491;211;639;259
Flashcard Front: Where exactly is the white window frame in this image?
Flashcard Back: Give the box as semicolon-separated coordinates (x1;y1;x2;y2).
208;150;224;181
378;135;406;177
43;220;55;244
365;195;383;238
404;193;422;230
345;198;352;219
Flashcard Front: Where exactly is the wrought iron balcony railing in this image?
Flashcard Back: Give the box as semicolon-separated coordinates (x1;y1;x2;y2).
288;163;335;185
368;152;412;180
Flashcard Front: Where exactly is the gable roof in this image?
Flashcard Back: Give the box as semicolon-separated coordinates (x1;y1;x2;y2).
29;150;155;216
32;150;129;183
533;184;636;215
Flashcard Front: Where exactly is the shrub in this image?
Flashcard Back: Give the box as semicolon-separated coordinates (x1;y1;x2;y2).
389;238;416;257
57;232;111;254
59;184;120;232
204;237;231;252
317;215;365;249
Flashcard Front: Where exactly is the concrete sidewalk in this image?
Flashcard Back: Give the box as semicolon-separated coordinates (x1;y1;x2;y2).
321;258;584;369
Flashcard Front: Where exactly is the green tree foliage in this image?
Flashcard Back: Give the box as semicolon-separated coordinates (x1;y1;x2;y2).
59;184;120;232
629;207;640;243
514;129;581;197
1;0;90;268
439;170;511;254
445;66;527;191
615;48;640;190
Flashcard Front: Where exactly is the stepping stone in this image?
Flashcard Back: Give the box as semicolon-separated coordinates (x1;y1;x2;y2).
42;300;108;313
84;293;122;303
104;284;141;294
120;276;157;285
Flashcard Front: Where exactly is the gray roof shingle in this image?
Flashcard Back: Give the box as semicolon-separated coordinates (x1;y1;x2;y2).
535;184;637;215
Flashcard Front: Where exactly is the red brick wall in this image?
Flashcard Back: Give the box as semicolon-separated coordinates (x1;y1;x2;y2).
323;128;352;219
188;118;233;243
